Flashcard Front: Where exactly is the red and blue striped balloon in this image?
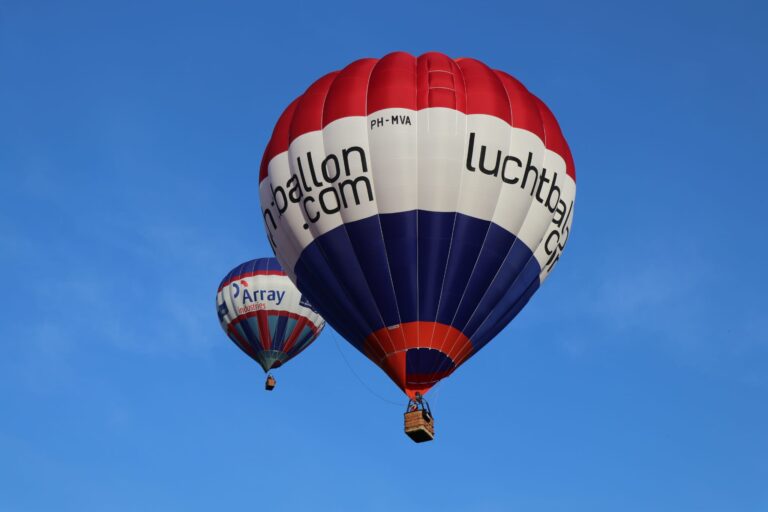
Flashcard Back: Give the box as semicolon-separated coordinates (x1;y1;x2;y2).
216;258;325;372
258;52;575;397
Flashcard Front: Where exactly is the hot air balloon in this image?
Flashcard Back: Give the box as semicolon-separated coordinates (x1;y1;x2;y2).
216;257;325;390
258;51;575;439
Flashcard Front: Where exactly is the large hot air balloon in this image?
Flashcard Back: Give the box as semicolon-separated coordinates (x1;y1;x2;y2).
258;51;575;438
216;257;325;390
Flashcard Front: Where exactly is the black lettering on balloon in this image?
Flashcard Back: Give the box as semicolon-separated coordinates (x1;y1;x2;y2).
319;187;341;214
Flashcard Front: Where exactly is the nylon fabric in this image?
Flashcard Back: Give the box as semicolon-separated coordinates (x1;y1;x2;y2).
259;52;575;397
216;257;325;373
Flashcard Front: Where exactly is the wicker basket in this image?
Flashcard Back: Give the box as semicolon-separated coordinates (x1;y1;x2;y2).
404;410;434;442
265;375;276;391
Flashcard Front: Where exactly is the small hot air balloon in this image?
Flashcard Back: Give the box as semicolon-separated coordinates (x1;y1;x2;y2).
216;257;325;390
258;52;575;439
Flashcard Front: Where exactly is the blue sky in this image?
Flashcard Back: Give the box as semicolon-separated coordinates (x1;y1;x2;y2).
1;1;767;510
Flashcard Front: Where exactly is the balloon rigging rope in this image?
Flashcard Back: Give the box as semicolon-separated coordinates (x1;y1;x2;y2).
330;330;402;407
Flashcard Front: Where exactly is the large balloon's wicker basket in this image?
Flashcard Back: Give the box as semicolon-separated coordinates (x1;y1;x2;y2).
404;410;434;443
265;375;276;391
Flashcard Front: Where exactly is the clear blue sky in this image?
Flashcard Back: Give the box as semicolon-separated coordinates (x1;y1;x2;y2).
1;1;767;510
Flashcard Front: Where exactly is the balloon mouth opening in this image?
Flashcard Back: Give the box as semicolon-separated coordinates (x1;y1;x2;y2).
405;387;433;399
362;322;471;400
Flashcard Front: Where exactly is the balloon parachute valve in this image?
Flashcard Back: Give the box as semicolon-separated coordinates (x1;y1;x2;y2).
404;394;434;443
265;374;276;391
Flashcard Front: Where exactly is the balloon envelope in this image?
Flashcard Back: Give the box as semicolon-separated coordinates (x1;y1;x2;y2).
216;257;325;372
259;51;575;397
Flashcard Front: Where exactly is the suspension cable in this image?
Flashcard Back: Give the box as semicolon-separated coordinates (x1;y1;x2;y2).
330;330;402;407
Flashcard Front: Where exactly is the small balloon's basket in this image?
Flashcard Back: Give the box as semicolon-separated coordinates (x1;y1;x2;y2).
404;393;434;443
265;374;276;391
